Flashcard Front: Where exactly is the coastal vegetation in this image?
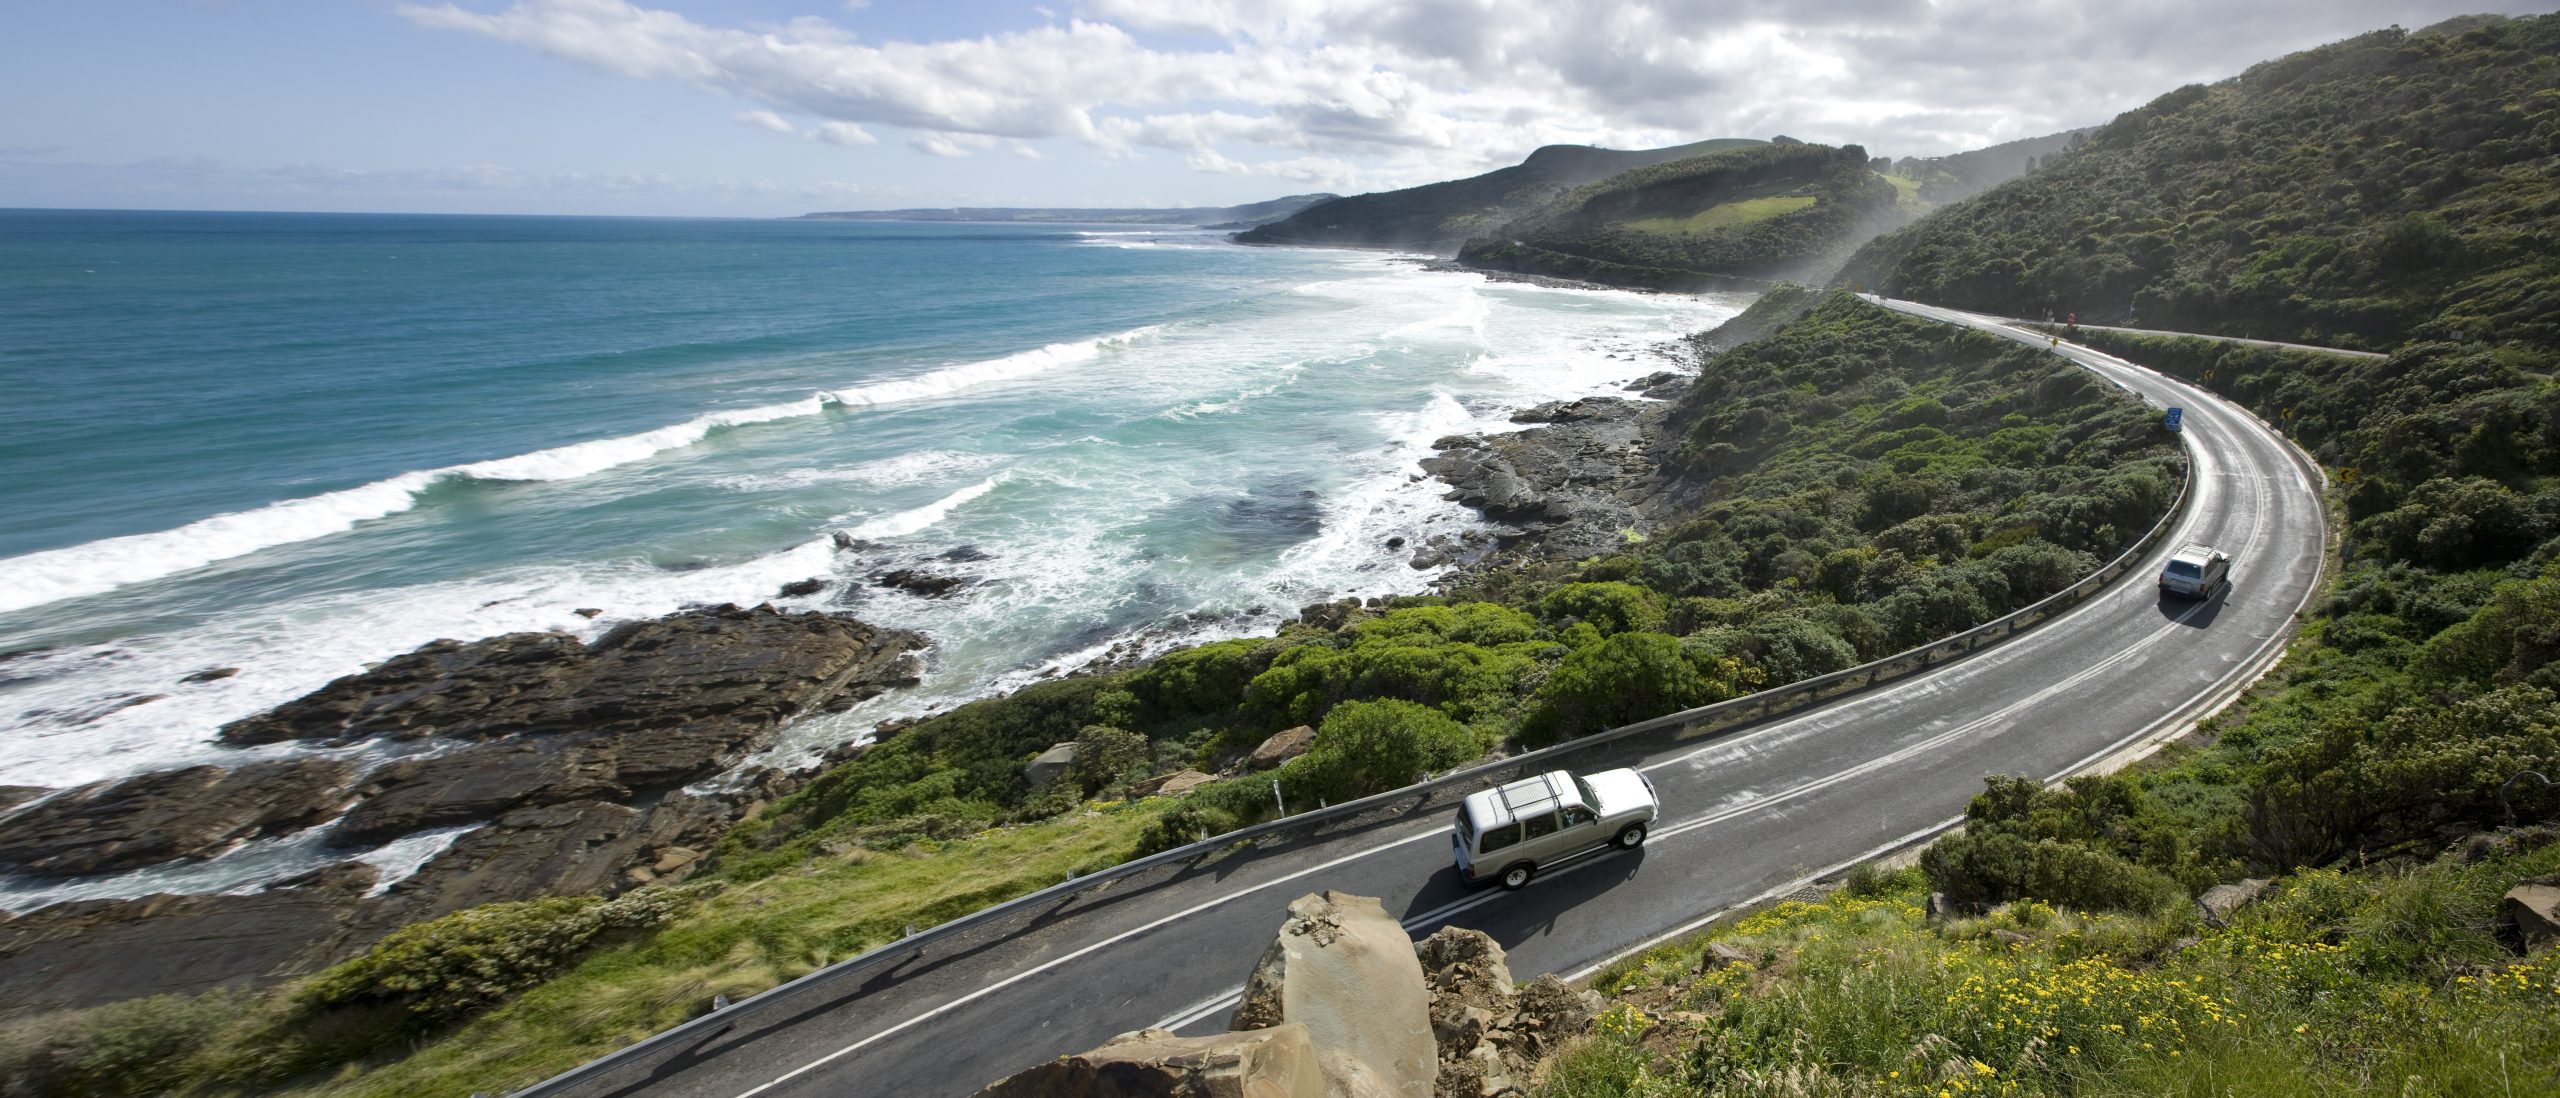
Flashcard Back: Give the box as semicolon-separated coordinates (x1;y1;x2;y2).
1838;15;2560;351
1235;138;1766;251
1458;142;1902;287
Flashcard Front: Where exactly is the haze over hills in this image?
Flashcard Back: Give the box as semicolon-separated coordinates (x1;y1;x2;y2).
1837;14;2560;350
794;193;1336;228
1235;138;1769;250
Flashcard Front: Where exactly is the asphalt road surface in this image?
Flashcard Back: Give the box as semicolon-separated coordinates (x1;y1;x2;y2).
527;298;2329;1098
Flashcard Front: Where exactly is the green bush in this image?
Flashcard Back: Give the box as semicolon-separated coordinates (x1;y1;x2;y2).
300;884;714;1028
1281;699;1487;806
0;991;249;1098
1526;631;1759;742
1922;830;2190;915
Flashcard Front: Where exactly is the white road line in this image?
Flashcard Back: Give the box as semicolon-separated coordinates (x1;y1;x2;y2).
729;826;1453;1098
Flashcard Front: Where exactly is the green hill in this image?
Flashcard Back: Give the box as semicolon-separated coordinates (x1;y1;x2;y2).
1233;138;1766;250
1837;14;2560;351
1455;141;1902;288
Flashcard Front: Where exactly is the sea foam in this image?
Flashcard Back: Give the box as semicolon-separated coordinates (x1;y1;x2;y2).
0;328;1154;615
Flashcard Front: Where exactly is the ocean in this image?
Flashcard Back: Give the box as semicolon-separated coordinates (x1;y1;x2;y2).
0;208;1740;906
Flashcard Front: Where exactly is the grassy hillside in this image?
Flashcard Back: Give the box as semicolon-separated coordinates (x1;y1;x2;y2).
1233;138;1765;250
1839;15;2560;351
1458;142;1900;287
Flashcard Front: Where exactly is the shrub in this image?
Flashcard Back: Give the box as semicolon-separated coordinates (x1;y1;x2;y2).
1282;699;1486;805
1526;632;1759;742
299;884;714;1029
1921;831;2189;915
1537;582;1665;636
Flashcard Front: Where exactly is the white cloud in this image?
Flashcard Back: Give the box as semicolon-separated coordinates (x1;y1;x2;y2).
401;0;2549;192
736;109;796;133
813;120;878;146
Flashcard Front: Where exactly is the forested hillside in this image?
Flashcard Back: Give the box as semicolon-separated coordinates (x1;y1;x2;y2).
1840;14;2560;351
1458;142;1901;287
1234;138;1763;250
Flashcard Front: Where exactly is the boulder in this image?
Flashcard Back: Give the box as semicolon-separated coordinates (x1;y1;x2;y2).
218;604;924;749
2503;883;2560;953
1248;727;1317;772
776;577;831;599
872;569;972;598
1414;927;1514;1015
1026;743;1080;789
1132;769;1216;799
1234;891;1434;1098
0;864;379;1014
977;1024;1323;1098
0;758;360;877
1701;941;1754;970
2197;878;2270;929
179;666;241;683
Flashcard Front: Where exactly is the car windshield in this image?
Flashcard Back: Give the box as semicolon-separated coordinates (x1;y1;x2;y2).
2166;561;2201;577
1574;774;1599;806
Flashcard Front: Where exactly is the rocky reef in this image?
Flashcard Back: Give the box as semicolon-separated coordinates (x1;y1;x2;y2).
0;603;923;1013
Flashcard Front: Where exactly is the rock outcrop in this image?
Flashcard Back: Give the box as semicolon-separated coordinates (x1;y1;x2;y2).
220;603;922;750
2504;882;2560;953
1417;397;1677;561
2196;878;2270;929
1248;727;1317;772
1410;928;1604;1098
0;758;359;877
1234;891;1435;1098
976;1025;1325;1098
0;864;380;1014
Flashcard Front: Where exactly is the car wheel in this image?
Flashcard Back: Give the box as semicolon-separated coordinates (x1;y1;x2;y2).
1615;822;1648;849
1499;863;1534;891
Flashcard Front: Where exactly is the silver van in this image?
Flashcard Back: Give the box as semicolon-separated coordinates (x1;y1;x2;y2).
2158;542;2231;598
1453;768;1659;890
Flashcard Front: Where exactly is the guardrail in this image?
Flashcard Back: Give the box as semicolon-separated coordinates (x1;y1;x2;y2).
510;335;2200;1098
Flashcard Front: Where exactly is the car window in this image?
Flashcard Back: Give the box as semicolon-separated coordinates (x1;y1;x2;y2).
1560;805;1595;828
1479;824;1518;854
2165;561;2201;577
1520;810;1560;841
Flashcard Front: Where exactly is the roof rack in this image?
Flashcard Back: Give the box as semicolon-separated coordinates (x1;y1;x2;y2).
1487;770;1565;827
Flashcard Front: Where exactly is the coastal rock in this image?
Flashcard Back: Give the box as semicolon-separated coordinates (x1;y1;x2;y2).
0;758;360;877
776;577;831;599
1418;396;1672;564
329;736;621;848
179;666;241;684
366;799;658;925
977;1024;1324;1098
0;864;379;1015
0;786;46;814
1234;891;1435;1098
1248;726;1317;772
872;569;972;598
219;604;922;749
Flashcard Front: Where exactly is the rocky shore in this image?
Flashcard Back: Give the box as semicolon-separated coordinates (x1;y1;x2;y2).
1415;373;1696;569
0;603;922;1013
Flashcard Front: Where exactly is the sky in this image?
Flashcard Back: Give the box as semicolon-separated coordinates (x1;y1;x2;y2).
1;0;2549;217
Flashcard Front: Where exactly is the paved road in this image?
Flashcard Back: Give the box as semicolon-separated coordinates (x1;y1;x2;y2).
2037;320;2388;361
528;300;2329;1098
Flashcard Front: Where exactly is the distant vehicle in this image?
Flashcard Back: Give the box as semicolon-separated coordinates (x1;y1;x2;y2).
2164;407;2184;432
1453;768;1658;890
2159;543;2231;599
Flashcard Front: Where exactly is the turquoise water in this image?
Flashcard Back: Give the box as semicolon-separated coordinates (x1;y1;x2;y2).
0;210;1740;823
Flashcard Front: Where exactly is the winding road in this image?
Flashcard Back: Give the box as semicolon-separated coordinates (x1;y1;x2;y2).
520;298;2330;1098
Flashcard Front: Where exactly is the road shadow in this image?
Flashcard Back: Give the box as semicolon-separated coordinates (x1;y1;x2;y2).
1401;846;1646;942
2156;583;2229;628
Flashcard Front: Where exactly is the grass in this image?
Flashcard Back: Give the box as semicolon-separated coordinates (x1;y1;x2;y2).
1535;842;2560;1098
0;800;1172;1098
1881;172;1926;209
1621;193;1819;236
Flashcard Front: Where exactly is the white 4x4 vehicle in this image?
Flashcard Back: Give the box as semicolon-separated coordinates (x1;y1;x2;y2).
2158;542;2231;598
1453;768;1659;890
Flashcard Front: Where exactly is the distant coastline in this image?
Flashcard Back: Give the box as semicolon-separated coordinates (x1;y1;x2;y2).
793;192;1336;229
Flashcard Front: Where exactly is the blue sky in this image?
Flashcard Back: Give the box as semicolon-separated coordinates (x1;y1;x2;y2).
2;1;2547;217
